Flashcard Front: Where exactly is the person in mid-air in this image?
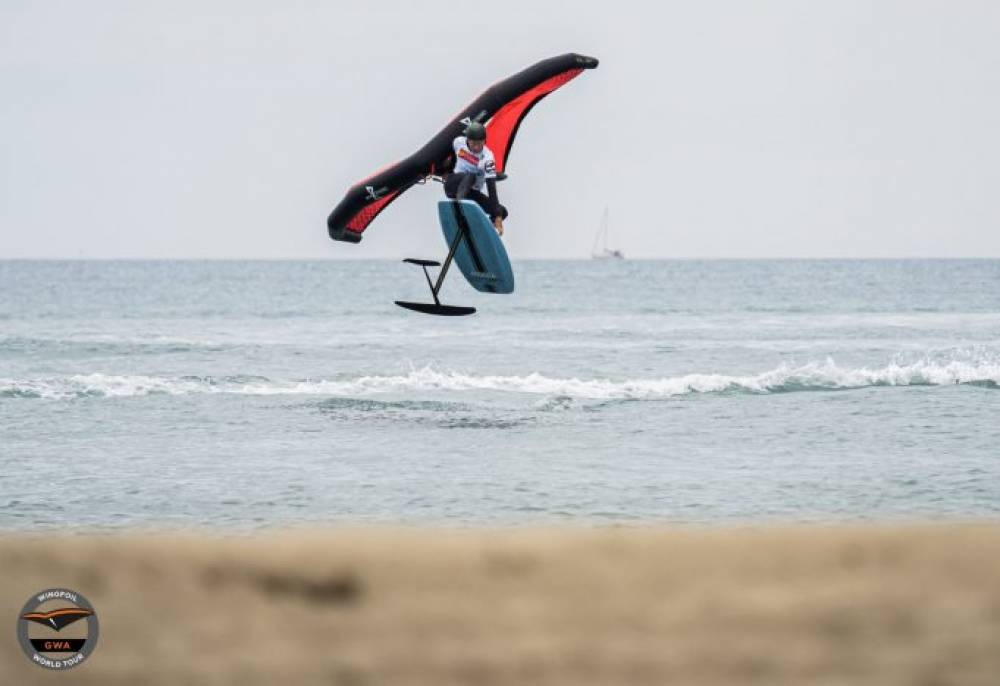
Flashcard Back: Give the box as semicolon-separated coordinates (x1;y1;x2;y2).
444;122;508;235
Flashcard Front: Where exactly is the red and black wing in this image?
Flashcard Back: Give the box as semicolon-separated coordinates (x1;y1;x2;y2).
327;53;599;243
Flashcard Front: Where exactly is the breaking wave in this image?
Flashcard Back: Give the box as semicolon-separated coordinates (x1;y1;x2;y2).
1;358;998;400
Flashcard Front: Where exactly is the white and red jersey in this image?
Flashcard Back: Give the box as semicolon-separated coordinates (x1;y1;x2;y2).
452;136;497;192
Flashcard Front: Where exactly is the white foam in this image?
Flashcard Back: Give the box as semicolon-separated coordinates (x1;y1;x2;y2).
2;356;998;401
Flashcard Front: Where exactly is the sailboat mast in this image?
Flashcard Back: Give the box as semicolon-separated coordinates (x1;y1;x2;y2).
602;207;609;252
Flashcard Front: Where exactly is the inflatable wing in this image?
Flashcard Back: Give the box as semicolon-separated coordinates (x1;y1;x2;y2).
327;53;599;243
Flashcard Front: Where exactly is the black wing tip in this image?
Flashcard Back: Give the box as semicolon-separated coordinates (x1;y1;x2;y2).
328;223;364;244
571;53;599;69
331;231;363;244
327;205;365;243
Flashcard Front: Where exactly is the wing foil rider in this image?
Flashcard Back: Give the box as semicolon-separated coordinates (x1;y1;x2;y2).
443;122;508;235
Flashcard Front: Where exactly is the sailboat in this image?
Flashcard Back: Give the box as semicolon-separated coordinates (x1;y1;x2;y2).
591;207;624;259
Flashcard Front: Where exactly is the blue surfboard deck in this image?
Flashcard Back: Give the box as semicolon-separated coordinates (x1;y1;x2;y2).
438;200;515;294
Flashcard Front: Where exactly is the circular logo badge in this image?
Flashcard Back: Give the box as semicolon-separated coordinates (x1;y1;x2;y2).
16;588;99;670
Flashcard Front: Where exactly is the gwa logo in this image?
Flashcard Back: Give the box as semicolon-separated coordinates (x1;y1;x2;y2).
17;588;100;671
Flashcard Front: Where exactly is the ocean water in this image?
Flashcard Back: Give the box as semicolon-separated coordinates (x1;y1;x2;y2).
1;259;998;529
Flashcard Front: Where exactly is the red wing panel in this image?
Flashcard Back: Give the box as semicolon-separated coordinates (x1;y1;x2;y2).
345;190;401;234
486;68;584;173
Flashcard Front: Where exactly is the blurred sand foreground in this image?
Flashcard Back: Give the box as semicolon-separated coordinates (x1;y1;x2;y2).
1;525;999;685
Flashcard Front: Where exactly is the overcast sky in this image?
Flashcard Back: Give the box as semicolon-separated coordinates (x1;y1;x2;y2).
1;1;998;258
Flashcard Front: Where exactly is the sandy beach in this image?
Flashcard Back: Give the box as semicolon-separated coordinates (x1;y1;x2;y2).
2;523;998;685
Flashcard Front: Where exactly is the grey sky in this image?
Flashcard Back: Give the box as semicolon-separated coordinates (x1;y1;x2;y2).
2;1;998;258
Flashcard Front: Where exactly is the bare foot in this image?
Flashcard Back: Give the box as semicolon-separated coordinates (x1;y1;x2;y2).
494;217;504;236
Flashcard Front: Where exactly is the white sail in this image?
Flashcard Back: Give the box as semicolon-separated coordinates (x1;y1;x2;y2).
591;206;624;259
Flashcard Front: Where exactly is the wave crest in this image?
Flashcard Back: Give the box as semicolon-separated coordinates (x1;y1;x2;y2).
1;357;998;401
